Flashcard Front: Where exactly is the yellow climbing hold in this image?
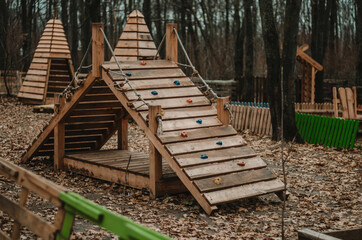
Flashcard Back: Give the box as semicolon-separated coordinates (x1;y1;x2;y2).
213;177;222;185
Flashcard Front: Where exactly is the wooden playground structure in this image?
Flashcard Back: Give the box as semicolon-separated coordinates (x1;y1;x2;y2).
21;11;285;215
296;44;323;103
17;16;74;105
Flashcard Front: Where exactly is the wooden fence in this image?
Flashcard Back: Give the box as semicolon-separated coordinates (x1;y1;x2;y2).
229;102;343;136
0;70;25;95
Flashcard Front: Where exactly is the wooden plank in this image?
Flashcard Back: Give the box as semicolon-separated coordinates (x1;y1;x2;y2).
345;88;355;119
12;187;30;239
132;96;211;110
140;106;216;120
0;195;57;240
0;229;10;240
109;68;186;80
19;86;45;94
158;126;237;143
217;97;230;125
17;92;44;100
103;60;177;70
162;116;222;132
174;146;257;167
184;156;267;180
297;229;341;240
118;118;128;150
114;48;138;56
194;168;276;192
115;77;194;90
92;23;104;77
165;135;247;155
204;179;285;205
125;86;202;100
338;87;348;118
138;49;157;57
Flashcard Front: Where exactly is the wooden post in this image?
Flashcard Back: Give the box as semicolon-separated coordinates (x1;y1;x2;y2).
166;24;178;62
217;97;230;125
333;87;339;117
11;187;29;239
311;67;315;104
148;105;162;198
92;23;104;78
54;93;66;170
118;117;128;150
352;86;357;118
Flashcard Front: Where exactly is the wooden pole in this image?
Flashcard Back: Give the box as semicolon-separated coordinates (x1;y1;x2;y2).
92;23;104;78
333;87;339;117
148;105;162;198
217;97;230;125
166;24;178;62
311;67;315;104
118;117;128;150
54;93;66;170
11;187;29;239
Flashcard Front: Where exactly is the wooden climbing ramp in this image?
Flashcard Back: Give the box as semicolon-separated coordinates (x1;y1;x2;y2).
21;17;284;215
18;16;74;105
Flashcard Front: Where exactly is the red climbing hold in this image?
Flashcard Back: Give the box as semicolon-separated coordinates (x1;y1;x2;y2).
181;131;188;137
186;99;193;103
140;61;147;65
237;161;246;166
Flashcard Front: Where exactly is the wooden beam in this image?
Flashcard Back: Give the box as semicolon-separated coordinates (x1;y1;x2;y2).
42;58;52;105
352;86;357;118
311;67;315;104
54;94;66;170
11;187;29;240
217;97;230;125
333;87;339;117
165;24;177;62
92;23;104;78
148;105;163;198
118;118;128;150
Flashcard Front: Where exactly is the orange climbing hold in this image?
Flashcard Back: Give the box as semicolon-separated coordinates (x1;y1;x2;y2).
140;61;147;65
237;161;246;166
186;99;193;103
181;131;188;137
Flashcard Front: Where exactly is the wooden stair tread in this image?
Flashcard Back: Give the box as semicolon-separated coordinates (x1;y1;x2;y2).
125;86;202;100
132;96;211;111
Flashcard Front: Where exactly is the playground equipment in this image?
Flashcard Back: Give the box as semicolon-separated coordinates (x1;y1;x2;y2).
112;10;158;61
21;11;285;215
18;15;74;105
0;158;171;239
333;87;361;120
296;44;323;103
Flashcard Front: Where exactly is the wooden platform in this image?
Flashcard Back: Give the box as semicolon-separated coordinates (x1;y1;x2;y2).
64;149;185;194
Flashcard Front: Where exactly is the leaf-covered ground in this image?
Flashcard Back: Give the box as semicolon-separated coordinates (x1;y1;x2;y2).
0;97;361;239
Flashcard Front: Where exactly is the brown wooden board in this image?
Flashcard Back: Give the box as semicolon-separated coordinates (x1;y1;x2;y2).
165;135;247;155
162;116;222;132
109;68;185;80
194;168;276;192
184;156;267;180
174;146;257;167
125;87;202;100
140;106;217;121
132;96;211;111
158;126;237;143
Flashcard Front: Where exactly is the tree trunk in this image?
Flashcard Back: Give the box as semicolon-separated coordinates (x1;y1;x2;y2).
259;0;282;141
282;0;303;143
356;0;362;86
70;0;78;68
233;0;244;97
143;0;151;34
61;0;68;34
243;0;254;101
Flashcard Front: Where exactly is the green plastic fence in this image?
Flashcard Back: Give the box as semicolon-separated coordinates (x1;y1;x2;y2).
296;113;359;149
56;192;172;240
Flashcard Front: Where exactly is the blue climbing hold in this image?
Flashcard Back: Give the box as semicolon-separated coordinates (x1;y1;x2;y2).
174;80;180;85
151;90;158;95
126;72;132;77
201;154;208;159
216;140;222;145
196;119;202;124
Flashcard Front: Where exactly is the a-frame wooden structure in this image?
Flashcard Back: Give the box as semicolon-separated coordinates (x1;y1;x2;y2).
112;10;158;61
296;44;323;103
18;17;74;105
21;19;285;215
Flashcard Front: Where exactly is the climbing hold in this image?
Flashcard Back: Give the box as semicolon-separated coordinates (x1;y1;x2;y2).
181;131;188;137
186;99;193;103
196;119;202;124
151;90;158;95
201;154;208;159
204;90;210;96
140;61;147;65
237;161;246;166
193;69;199;75
213;177;222;185
216;141;222;145
173;80;180;85
126;72;132;77
160;109;165;116
210;98;215;103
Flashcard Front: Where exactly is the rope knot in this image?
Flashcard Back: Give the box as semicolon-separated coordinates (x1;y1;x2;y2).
156;114;163;136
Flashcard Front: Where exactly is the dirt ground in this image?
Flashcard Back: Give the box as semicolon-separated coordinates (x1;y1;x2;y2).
0;97;361;239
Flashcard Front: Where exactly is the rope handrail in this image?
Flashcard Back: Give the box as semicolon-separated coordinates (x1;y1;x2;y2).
99;27;149;110
153;33;166;60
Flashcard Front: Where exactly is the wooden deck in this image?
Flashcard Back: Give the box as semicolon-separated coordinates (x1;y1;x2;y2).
64;149;186;194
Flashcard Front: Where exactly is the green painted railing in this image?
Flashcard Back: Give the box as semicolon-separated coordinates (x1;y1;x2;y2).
296;113;359;149
56;192;172;240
